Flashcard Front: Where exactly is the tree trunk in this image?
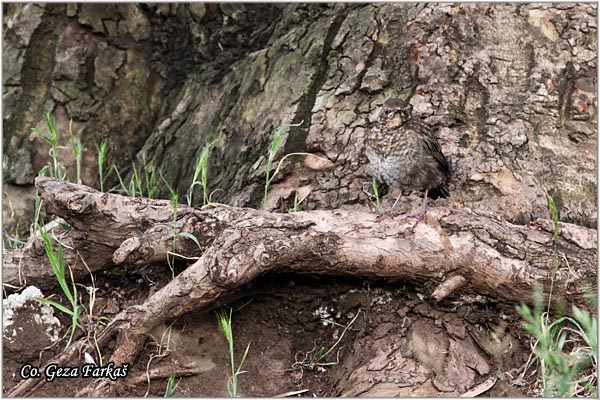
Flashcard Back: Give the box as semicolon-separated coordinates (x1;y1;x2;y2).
3;4;597;233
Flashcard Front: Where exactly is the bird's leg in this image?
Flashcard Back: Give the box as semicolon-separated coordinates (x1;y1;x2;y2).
375;189;403;221
418;189;429;215
392;191;403;209
413;189;429;227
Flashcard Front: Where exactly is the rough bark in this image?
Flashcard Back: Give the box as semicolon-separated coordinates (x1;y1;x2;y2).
7;177;597;303
3;4;597;237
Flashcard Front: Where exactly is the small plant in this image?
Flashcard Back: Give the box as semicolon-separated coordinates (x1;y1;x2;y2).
289;189;301;213
35;223;81;349
164;372;181;397
288;187;309;213
111;158;157;198
187;141;214;207
83;284;107;367
263;124;286;209
111;164;134;197
292;309;360;372
516;193;597;396
94;138;109;192
263;122;304;209
142;157;158;198
130;163;145;197
546;194;560;314
262;123;332;211
518;289;597;396
68;119;83;185
262;121;330;210
92;325;105;367
371;178;382;212
216;309;250;398
141;323;176;396
32;109;66;179
3;155;9;182
3;228;26;250
3;217;26;250
31;193;44;236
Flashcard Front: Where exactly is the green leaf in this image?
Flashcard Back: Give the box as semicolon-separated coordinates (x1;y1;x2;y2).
177;232;202;250
35;297;75;317
546;194;559;241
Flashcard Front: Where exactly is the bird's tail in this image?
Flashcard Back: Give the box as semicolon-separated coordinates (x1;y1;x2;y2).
428;185;450;199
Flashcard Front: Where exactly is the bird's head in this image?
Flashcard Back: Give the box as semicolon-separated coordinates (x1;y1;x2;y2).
378;98;412;128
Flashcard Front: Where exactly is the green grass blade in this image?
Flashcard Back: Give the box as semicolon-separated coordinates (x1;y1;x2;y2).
235;342;251;375
372;178;382;211
35;297;75;317
546;194;559;241
177;232;202;251
263;122;303;209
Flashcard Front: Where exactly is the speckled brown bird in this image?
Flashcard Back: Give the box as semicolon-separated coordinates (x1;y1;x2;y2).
366;97;450;216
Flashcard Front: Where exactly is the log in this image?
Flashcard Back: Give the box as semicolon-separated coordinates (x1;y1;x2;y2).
3;177;596;396
6;177;596;303
3;177;205;289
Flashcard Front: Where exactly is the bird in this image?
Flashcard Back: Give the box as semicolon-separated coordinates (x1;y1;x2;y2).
366;97;450;218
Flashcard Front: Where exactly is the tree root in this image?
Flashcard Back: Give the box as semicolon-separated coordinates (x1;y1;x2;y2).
3;178;597;396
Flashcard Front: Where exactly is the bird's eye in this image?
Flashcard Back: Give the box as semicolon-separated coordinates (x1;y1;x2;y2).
383;108;390;115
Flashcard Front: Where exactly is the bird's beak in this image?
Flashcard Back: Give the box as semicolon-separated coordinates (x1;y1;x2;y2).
378;112;389;122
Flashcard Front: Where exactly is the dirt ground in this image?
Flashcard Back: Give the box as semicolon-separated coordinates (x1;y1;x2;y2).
3;268;546;397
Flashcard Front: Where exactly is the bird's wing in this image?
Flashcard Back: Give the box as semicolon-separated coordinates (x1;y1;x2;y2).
423;135;450;174
412;120;451;175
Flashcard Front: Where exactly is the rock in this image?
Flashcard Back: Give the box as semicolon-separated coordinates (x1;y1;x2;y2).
3;286;61;359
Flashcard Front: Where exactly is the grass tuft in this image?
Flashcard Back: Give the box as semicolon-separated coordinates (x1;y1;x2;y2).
188;141;215;207
111;157;157;198
3;155;9;182
3;228;26;250
164;372;181;397
216;309;251;397
68;119;82;185
292;309;360;372
32;109;67;179
94;138;109;192
371;178;382;212
161;175;179;280
35;223;81;349
31;193;43;236
517;289;597;396
546;194;560;314
516;193;597;396
288;188;301;213
263;122;303;209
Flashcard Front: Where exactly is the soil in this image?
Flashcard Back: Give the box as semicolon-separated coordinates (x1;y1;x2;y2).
4;268;540;397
